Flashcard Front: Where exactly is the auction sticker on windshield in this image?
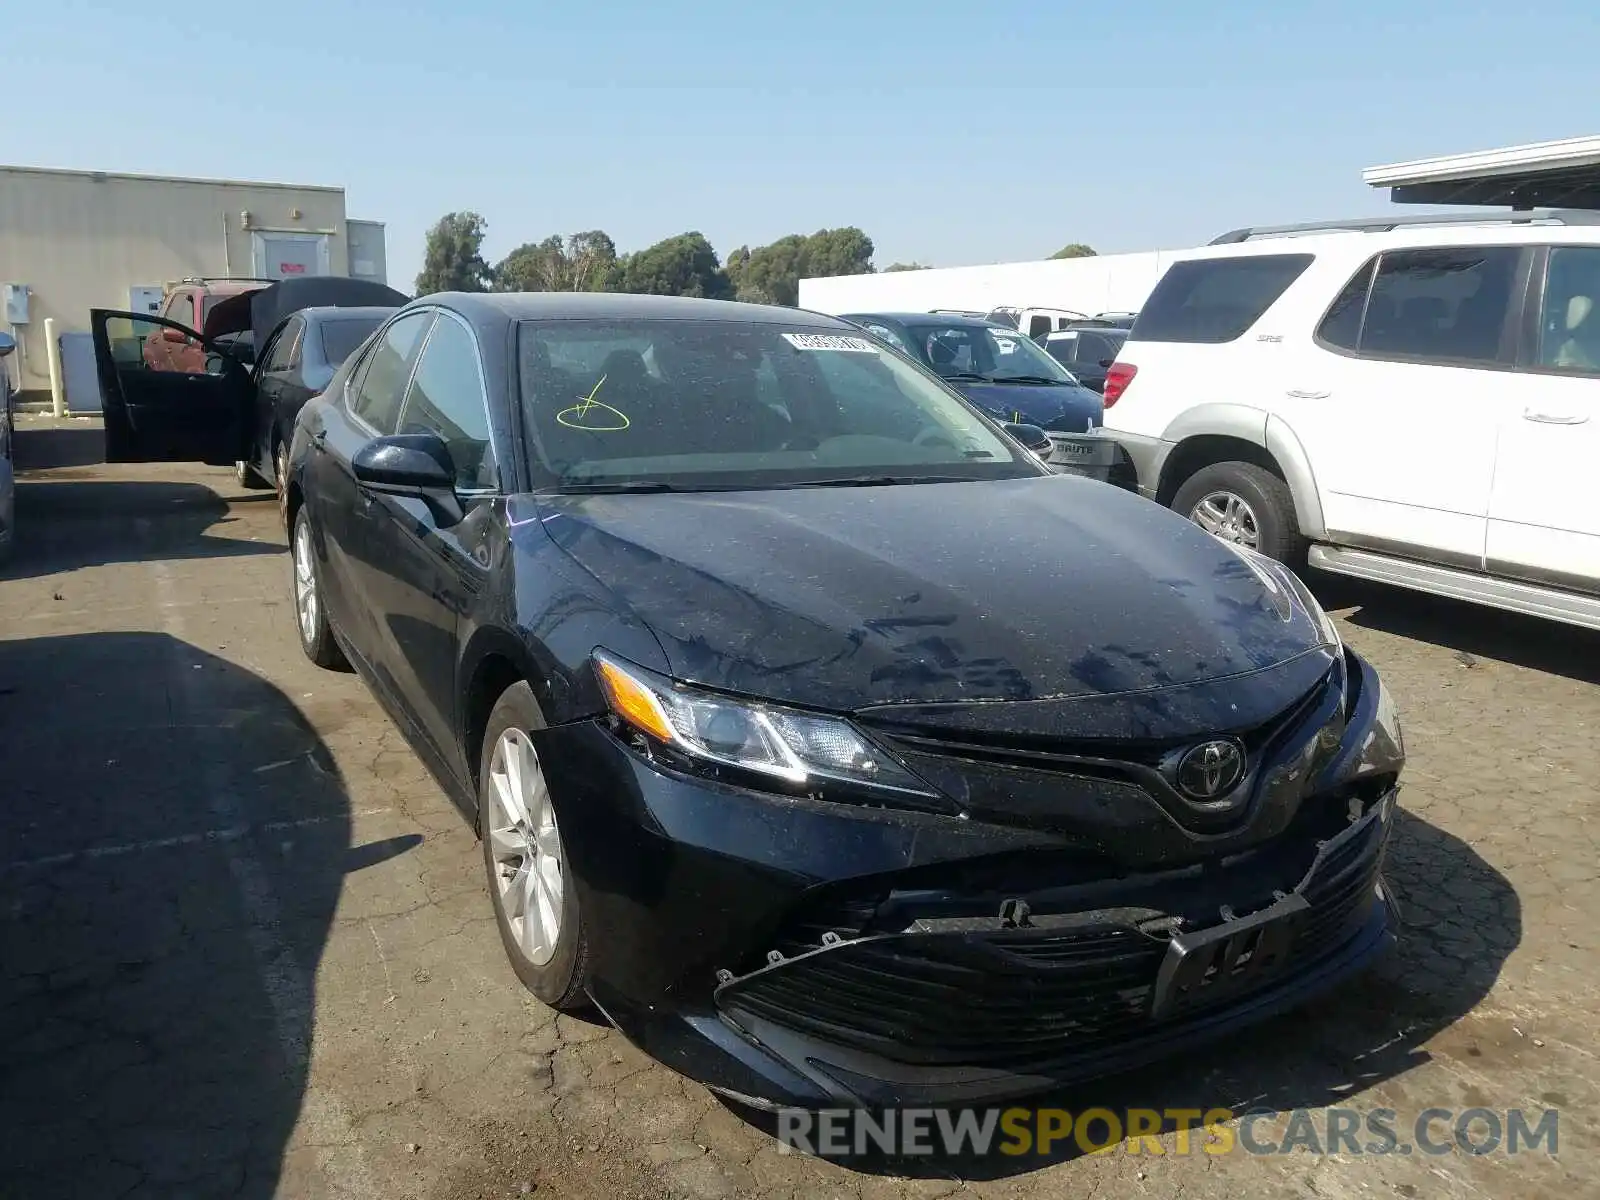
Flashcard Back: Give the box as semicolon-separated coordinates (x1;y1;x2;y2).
782;333;877;353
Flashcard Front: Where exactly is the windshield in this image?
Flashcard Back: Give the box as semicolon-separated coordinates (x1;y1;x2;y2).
904;323;1080;385
516;319;1043;490
319;316;385;367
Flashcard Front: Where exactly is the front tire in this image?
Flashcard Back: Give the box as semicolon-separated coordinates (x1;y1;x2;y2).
1171;460;1306;565
290;508;348;670
480;682;591;1010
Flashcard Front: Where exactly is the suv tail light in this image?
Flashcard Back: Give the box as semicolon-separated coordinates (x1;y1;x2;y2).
1102;362;1137;407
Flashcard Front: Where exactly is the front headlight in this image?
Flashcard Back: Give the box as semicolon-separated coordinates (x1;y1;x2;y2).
593;651;936;798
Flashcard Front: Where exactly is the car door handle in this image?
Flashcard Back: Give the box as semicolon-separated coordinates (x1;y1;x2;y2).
1522;408;1590;425
1285;389;1330;399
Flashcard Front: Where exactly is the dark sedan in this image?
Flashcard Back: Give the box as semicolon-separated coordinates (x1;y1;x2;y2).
92;292;1405;1110
840;311;1103;466
200;276;407;517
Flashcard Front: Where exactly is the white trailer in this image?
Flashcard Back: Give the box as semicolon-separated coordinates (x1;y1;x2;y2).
797;246;1202;320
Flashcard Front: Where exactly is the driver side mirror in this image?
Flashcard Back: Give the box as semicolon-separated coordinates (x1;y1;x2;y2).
352;433;464;526
1002;422;1052;459
0;331;15;359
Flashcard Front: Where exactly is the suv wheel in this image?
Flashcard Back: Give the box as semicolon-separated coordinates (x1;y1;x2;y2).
479;682;591;1010
1171;461;1307;565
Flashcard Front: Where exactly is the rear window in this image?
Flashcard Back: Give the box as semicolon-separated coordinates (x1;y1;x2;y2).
1132;254;1314;344
320;317;384;367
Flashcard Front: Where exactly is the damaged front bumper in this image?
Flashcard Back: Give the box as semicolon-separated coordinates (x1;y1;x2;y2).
535;648;1403;1109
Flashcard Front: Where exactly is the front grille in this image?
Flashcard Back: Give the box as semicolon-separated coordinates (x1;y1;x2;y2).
717;803;1388;1070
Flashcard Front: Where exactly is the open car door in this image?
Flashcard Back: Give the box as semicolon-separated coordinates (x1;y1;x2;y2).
91;310;254;465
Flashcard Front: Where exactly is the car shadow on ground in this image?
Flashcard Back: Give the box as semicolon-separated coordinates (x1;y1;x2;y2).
0;632;417;1198
1311;572;1600;686
727;805;1519;1179
4;419;279;583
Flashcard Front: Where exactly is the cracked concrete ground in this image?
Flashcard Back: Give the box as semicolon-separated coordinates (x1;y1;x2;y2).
0;416;1593;1199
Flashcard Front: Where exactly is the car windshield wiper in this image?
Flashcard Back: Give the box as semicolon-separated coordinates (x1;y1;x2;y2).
552;479;686;494
778;474;974;489
990;374;1070;385
941;371;996;383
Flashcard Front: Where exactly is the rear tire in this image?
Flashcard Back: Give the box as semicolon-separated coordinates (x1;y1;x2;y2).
1171;460;1307;566
291;508;348;670
480;682;591;1011
235;459;271;489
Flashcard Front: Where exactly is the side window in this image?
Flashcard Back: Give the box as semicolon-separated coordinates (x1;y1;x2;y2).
163;292;196;329
1359;247;1519;366
262;318;302;373
1316;258;1377;352
1536;246;1600;376
285;321;306;369
104;314;231;377
397;316;498;490
1133;254;1314;344
1027;314;1052;339
350;311;432;434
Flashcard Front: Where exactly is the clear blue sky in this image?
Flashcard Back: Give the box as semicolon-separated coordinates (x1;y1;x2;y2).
7;0;1598;288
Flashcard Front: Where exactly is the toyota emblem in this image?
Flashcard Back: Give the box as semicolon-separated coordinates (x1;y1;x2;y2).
1175;738;1246;801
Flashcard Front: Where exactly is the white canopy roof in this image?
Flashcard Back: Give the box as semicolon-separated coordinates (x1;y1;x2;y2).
1364;136;1600;209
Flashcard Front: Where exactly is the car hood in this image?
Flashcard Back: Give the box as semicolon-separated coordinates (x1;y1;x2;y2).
952;381;1102;432
535;476;1333;736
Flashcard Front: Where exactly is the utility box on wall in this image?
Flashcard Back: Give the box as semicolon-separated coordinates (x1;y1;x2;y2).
3;283;30;324
129;285;164;315
346;219;388;286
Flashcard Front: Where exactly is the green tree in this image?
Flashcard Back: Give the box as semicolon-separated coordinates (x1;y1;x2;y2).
614;232;731;298
494;231;617;292
415;211;491;294
883;262;931;272
736;227;875;306
724;245;752;295
1050;243;1097;260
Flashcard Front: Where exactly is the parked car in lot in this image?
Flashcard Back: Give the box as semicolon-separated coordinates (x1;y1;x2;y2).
839;311;1106;470
1040;322;1130;393
144;278;272;373
89;291;1405;1108
201;276;407;508
1100;210;1600;631
0;331;15;564
985;307;1139;340
89;276;406;516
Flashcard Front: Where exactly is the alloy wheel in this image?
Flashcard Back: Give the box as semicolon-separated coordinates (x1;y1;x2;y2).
1190;489;1261;549
293;517;319;644
486;729;565;967
276;444;290;532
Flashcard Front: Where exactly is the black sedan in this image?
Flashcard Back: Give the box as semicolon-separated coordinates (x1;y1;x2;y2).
200;276;407;518
93;292;1405;1110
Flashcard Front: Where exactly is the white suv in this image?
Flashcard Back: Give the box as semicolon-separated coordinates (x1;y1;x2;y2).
1099;211;1600;631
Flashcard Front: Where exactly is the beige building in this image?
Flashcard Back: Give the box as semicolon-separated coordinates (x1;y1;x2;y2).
0;164;387;397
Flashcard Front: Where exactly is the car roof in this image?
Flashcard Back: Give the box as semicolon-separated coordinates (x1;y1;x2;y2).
423;292;850;328
842;311;1010;329
296;305;398;323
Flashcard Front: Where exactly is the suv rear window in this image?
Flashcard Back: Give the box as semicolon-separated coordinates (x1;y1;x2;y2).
1132;254;1314;344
